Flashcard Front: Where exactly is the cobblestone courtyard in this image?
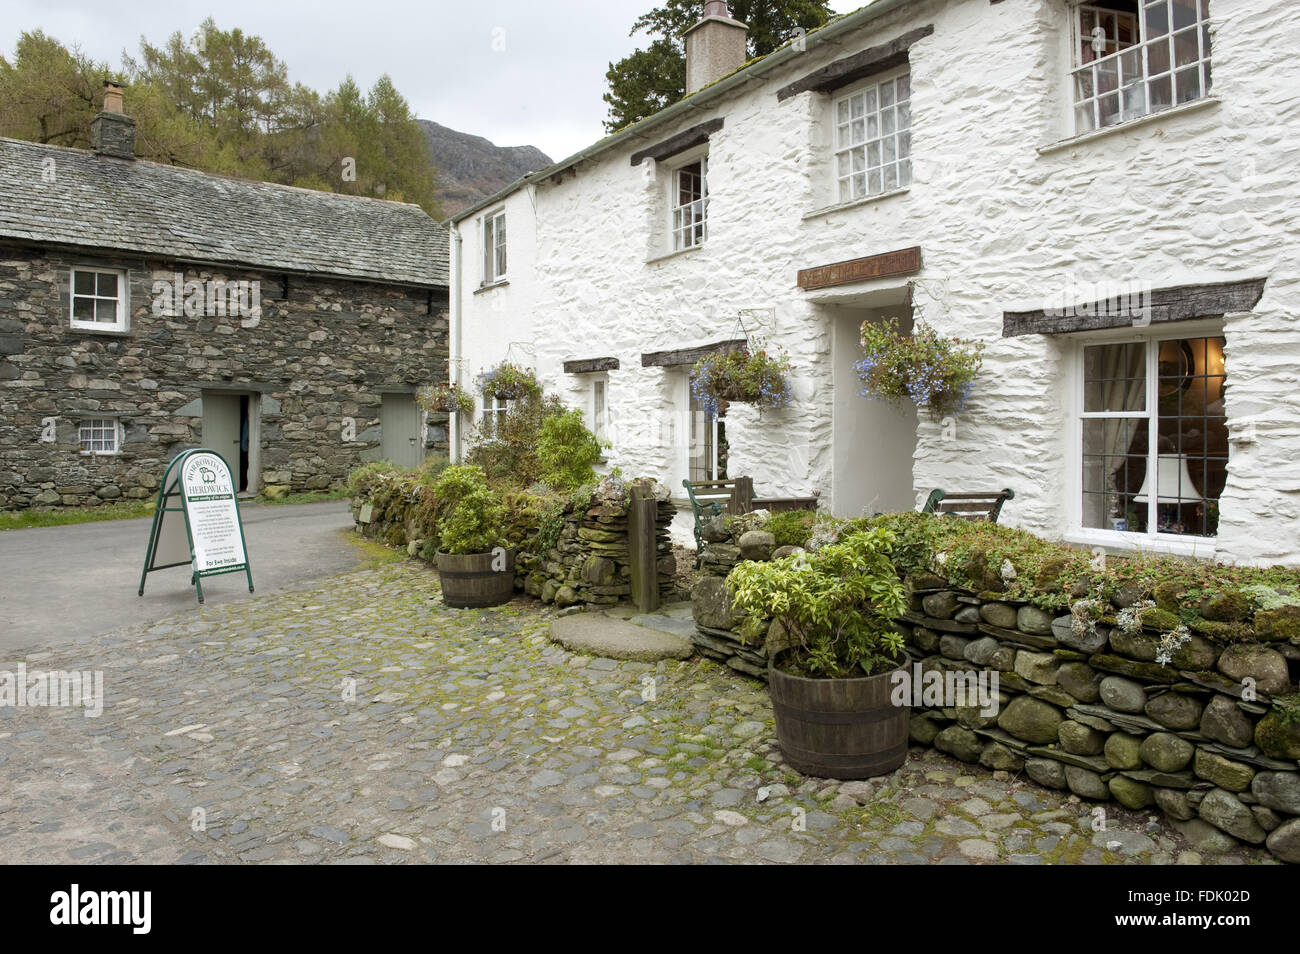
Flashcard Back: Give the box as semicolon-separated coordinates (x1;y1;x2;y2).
0;562;1275;864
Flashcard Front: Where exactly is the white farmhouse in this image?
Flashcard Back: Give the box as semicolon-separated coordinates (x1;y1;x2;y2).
449;0;1300;566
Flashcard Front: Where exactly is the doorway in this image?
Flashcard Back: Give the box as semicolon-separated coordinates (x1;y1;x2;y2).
202;390;258;494
381;392;425;469
829;305;917;517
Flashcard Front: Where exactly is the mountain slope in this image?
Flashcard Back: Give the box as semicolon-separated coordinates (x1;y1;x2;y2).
419;120;551;218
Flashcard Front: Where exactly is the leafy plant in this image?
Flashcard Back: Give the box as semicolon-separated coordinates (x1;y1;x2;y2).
856;318;985;420
430;465;506;555
727;527;907;678
765;509;817;548
690;339;794;419
475;362;542;401
537;407;604;491
346;460;398;498
416;381;475;416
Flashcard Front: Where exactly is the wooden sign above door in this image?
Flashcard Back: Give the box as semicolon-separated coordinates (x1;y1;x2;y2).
797;246;922;290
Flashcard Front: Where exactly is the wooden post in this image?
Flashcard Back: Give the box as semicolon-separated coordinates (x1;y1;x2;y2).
730;476;753;515
627;485;660;613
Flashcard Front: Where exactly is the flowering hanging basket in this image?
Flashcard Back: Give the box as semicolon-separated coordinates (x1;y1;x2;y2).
475;362;542;402
690;340;793;419
855;318;984;420
416;382;476;416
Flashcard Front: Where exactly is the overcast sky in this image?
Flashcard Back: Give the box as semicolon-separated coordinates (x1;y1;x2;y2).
3;0;848;162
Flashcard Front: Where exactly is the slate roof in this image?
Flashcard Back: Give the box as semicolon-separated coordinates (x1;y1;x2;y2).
0;136;448;288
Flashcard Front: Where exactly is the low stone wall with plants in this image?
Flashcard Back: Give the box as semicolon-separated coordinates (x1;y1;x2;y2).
515;478;677;608
349;465;677;608
690;509;1300;863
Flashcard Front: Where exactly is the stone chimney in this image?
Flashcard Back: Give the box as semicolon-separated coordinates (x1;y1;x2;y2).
683;1;749;94
91;81;136;160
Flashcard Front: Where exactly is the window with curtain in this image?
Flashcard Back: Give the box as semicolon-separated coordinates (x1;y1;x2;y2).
1080;334;1227;537
1071;0;1212;134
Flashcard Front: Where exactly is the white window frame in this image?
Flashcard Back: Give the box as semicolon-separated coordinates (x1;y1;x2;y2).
670;153;708;252
485;394;510;435
1069;0;1212;136
78;417;120;455
69;267;127;331
482;209;507;284
1067;317;1226;557
832;68;912;204
590;376;609;445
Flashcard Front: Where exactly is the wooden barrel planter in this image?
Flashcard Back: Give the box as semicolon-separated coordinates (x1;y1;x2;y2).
434;548;516;608
768;660;909;780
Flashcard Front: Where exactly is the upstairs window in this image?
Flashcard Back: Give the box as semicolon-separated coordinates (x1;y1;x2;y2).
70;268;127;331
672;159;708;252
1072;1;1212;134
483;210;507;283
834;71;912;202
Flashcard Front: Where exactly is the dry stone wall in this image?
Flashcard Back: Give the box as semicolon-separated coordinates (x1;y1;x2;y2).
353;475;678;608
689;518;1300;863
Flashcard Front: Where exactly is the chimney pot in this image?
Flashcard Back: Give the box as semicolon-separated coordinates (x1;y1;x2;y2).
102;80;125;114
684;3;749;94
91;80;136;160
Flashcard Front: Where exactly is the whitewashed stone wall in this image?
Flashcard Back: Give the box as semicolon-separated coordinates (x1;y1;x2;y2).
456;0;1300;566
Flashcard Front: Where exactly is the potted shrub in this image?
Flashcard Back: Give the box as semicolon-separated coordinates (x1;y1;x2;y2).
431;464;515;608
416;381;476;416
475;362;542;402
689;339;793;419
728;526;910;779
856;318;984;420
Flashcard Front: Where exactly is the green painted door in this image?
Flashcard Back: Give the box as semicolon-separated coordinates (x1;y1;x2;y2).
202;392;242;478
381;392;424;468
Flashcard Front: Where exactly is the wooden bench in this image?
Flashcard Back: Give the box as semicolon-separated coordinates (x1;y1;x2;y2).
921;488;1015;523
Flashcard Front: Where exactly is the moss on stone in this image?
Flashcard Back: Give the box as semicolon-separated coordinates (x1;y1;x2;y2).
1153;580;1188;612
1254;708;1300;760
1138;607;1181;633
1189;618;1252;643
1254;605;1300;642
1199;588;1252;622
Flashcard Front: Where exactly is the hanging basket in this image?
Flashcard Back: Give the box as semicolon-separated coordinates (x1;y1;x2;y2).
689;339;793;419
416;382;475;416
475;362;542;402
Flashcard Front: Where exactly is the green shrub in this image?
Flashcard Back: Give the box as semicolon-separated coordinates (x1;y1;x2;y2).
727;527;907;679
537;408;603;491
465;393;562;487
766;510;817;548
431;465;506;555
346;460;398;498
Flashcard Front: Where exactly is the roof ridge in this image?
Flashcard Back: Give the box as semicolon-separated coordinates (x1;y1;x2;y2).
0;135;431;215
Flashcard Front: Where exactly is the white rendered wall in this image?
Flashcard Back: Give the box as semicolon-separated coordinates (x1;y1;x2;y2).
457;0;1300;565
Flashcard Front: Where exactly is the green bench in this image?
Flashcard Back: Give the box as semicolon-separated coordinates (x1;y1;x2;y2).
921;487;1015;523
682;478;753;568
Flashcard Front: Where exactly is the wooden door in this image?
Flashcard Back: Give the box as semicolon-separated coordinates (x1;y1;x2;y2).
381;393;424;468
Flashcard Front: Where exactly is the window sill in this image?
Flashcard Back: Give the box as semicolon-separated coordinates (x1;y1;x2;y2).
69;324;130;336
646;245;704;266
1064;527;1217;560
1037;96;1221;156
473;279;509;294
803;187;910;220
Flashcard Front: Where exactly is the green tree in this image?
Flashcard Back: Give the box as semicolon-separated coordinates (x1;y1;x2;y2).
0;31;105;147
603;0;833;131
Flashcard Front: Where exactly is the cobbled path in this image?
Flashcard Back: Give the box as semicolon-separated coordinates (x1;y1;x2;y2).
0;563;1275;864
